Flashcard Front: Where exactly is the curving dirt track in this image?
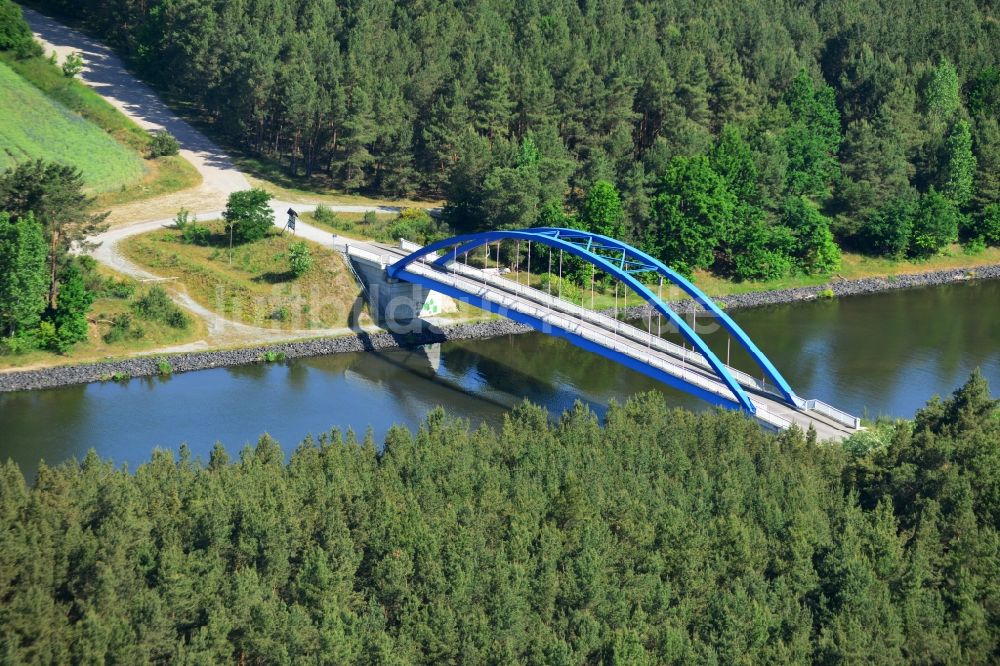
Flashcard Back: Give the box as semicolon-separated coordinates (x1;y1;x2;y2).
22;7;415;347
23;6;250;200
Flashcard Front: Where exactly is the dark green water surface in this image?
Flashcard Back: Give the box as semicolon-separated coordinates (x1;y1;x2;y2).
2;280;997;477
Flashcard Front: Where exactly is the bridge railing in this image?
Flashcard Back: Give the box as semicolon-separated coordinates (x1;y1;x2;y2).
803;400;861;429
435;256;780;398
341;241;393;267
404;260;796;430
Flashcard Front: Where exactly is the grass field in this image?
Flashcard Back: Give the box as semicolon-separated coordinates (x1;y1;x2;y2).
300;210;401;241
691;245;1000;298
0;60;147;191
0;51;201;200
94;154;201;207
120;221;363;330
0;50;148;151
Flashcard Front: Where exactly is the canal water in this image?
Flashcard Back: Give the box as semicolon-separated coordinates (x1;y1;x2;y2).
2;280;998;477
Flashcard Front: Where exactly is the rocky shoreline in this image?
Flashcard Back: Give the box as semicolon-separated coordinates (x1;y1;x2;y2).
2;263;997;393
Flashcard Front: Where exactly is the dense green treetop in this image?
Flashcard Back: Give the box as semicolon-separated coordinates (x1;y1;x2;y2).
223;188;274;244
25;0;1000;277
579;180;624;239
0;161;108;309
0;212;47;339
0;375;997;663
0;0;39;56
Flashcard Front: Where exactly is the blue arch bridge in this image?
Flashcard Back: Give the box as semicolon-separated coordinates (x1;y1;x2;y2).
333;227;862;441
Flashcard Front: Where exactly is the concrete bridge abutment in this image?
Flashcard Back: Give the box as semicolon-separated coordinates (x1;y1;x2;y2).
334;237;457;328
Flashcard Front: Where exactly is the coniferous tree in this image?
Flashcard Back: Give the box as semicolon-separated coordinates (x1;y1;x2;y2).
0;212;48;339
23;0;1000;273
782;70;843;197
941;120;976;207
971;118;1000;210
0;161;108;309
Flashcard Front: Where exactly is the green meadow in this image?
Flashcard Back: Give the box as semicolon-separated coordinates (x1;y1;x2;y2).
0;60;146;192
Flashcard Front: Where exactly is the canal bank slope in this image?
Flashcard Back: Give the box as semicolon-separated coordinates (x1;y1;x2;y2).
3;263;998;393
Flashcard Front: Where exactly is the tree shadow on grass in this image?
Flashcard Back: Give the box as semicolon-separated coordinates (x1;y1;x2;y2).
254;271;295;284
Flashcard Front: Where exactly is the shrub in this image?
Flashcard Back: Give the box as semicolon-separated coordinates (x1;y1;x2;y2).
538;273;582;303
0;332;35;355
0;0;40;57
36;321;59;352
148;130;180;158
156;358;172;376
172;209;211;246
964;236;986;255
132;286;172;319
971;203;1000;247
363;210;378;226
165;308;188;329
313;205;338;226
782;197;841;275
726;214;794;282
386;208;449;245
187;224;210;245
909;189;960;258
132;286;190;329
288;241;313;277
61;51;84;78
270;306;290;322
841;428;888;457
108;279;137;299
860;196;916;258
79;256;137;299
223;189;274;243
102;312;144;343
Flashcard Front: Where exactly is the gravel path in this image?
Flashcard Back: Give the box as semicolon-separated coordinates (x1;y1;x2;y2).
23;6;249;197
87;210;385;343
22;7;421;346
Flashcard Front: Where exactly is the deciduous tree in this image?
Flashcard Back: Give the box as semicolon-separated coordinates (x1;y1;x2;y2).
579;180;624;238
648;156;736;276
223;189;274;243
941;120;976;207
909;189;959;257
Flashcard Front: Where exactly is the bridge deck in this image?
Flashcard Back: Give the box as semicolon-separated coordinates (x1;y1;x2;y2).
338;238;859;442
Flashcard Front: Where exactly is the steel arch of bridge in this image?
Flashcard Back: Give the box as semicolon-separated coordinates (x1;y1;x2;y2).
387;228;800;415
